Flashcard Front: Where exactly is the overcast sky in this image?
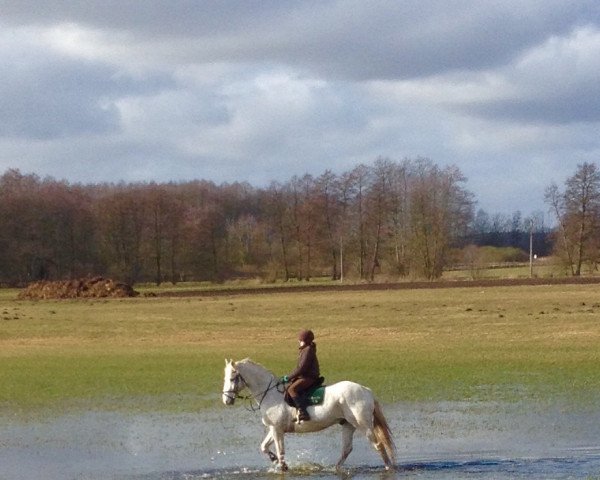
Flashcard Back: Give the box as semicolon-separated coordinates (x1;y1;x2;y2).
1;1;599;215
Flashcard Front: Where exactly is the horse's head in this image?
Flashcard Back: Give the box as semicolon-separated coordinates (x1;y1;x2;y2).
222;359;245;405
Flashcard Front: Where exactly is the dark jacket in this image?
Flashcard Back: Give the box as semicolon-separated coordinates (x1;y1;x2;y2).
288;342;320;381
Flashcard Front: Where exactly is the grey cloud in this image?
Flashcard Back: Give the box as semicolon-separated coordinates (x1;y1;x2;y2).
452;27;600;124
0;42;174;140
0;0;298;36
0;61;118;139
465;88;600;125
261;0;600;80
2;1;599;80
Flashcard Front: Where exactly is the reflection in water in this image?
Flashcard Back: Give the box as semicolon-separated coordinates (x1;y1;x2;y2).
1;401;600;479
133;456;600;479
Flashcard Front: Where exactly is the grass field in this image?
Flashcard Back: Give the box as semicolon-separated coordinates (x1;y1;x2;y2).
1;283;600;415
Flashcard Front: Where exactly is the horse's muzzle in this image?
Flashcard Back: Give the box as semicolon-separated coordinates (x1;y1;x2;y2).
222;393;235;405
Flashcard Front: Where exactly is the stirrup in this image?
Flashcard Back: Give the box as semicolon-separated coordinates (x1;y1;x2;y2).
296;408;310;423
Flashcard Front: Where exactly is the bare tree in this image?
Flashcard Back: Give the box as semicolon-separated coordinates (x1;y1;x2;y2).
366;158;393;281
409;160;473;279
97;186;147;284
349;165;371;279
315;170;342;280
546;162;600;275
145;184;186;285
545;183;576;274
289;175;319;280
387;160;412;277
263;182;292;281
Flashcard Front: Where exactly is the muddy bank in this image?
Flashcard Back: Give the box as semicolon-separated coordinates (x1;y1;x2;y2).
1;400;600;479
155;276;600;298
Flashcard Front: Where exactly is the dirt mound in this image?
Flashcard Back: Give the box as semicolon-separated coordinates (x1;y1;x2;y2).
18;277;138;299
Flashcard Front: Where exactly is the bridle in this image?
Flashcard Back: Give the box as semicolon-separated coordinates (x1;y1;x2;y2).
223;369;284;412
223;370;247;402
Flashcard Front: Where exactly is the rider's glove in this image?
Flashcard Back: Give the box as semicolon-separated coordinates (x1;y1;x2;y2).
280;375;289;383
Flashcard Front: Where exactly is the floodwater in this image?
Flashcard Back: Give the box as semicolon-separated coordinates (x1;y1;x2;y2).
1;400;600;479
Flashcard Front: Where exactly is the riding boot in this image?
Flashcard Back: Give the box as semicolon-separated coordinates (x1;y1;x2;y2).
297;405;310;422
291;396;310;423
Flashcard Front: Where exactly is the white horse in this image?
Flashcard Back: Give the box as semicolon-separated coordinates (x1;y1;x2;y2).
222;358;395;471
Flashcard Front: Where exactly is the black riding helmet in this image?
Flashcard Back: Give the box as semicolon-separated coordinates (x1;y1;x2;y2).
298;329;314;345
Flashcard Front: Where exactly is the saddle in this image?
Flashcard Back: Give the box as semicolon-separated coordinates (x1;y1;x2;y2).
284;376;326;407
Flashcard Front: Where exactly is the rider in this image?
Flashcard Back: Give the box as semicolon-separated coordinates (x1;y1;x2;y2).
282;329;320;422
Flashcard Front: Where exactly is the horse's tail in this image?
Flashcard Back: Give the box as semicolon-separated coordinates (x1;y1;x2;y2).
373;400;396;466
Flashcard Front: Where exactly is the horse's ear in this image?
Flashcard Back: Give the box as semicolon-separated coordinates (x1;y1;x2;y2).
225;358;231;366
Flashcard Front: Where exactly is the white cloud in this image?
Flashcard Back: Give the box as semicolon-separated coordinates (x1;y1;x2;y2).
0;1;599;214
455;26;600;123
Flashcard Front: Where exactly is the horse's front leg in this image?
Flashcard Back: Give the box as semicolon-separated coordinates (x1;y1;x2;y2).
272;428;288;471
260;429;277;464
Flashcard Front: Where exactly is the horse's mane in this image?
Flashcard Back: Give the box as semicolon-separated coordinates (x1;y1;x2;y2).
235;358;276;380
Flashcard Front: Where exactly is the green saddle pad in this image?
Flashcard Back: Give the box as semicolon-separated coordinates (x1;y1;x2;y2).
306;385;325;405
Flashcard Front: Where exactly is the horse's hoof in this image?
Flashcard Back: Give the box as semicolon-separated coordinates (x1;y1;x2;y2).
280;462;289;472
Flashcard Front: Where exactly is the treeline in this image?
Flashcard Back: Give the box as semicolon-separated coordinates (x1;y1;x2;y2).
0;158;551;286
468;209;552;257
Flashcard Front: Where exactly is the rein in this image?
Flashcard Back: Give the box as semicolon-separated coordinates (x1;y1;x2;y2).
223;371;282;412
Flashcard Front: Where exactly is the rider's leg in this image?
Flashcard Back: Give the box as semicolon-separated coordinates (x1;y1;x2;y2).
292;396;310;422
288;378;314;422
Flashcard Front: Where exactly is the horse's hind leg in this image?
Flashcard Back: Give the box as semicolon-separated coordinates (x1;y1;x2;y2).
349;406;392;469
336;422;356;469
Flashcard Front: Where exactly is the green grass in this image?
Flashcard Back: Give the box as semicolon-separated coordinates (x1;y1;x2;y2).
2;284;600;414
443;262;571;280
